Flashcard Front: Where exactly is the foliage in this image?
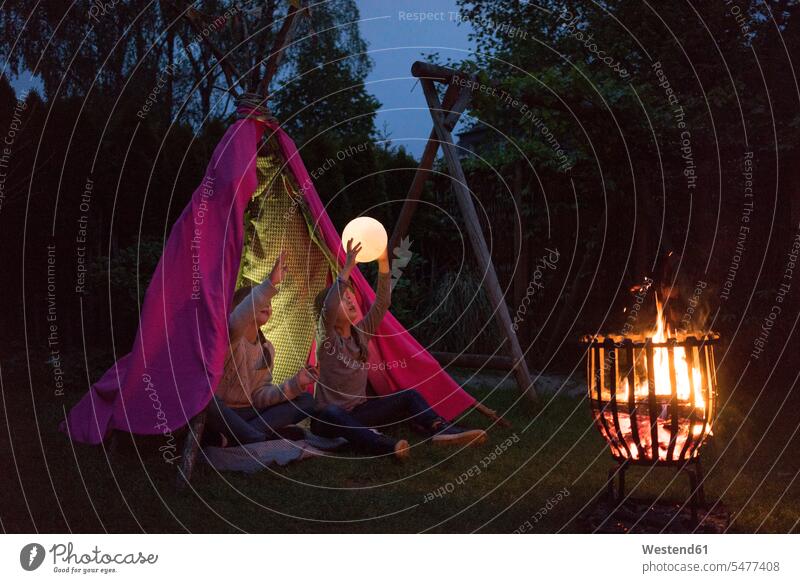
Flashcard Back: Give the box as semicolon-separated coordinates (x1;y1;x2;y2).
417;266;503;354
446;0;800;367
88;237;164;306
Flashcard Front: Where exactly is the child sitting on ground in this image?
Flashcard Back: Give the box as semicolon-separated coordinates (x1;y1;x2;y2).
205;251;317;447
310;239;487;460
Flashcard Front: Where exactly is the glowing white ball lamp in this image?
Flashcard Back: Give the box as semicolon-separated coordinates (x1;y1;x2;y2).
342;217;388;263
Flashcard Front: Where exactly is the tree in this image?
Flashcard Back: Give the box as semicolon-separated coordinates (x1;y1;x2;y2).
451;0;800;365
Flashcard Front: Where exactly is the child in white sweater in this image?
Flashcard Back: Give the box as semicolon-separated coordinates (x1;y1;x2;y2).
206;252;317;446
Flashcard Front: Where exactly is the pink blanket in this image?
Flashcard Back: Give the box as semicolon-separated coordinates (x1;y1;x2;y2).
62;115;474;444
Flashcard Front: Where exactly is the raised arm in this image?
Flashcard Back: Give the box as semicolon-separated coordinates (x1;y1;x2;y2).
358;246;391;338
228;251;287;344
320;239;361;338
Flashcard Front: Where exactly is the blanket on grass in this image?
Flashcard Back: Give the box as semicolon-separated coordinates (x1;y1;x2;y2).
202;431;347;474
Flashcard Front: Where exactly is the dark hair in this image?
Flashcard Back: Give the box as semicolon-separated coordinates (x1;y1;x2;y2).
232;284;268;345
232;285;253;308
314;279;368;361
314;279;354;319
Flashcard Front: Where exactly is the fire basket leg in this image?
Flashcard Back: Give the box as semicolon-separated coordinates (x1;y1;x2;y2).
606;466;616;501
685;466;699;526
606;462;627;503
694;460;706;507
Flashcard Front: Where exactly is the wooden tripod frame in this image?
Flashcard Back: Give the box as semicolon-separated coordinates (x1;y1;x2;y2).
390;61;537;404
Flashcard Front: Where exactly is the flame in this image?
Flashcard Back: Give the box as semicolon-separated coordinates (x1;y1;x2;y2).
652;295;704;406
617;294;704;407
609;293;711;461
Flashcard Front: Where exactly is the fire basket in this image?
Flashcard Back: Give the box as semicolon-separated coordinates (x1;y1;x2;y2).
581;321;719;523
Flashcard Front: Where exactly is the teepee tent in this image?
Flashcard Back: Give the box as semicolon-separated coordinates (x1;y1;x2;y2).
61;106;478;446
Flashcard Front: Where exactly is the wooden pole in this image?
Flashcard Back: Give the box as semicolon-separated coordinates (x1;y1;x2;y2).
420;78;537;402
388;82;470;254
256;3;303;96
176;409;207;492
411;61;464;83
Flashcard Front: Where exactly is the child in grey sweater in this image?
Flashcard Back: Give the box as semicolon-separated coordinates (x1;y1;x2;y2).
310;239;487;460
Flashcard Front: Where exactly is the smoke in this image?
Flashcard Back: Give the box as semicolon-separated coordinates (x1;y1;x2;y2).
673;279;712;335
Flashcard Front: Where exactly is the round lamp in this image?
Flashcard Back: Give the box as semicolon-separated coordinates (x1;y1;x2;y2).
342;217;388;263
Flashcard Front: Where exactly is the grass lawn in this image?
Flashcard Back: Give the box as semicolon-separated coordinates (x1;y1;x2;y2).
1;353;798;533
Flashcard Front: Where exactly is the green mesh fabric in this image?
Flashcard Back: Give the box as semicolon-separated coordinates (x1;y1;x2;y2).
238;146;333;383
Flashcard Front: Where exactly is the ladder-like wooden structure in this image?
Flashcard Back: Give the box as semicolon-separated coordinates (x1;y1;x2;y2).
390;61;538;405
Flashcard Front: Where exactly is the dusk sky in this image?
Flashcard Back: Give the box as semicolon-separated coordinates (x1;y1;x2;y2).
355;0;475;157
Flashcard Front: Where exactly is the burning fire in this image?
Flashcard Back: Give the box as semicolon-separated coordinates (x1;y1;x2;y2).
601;294;713;461
618;294;704;407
